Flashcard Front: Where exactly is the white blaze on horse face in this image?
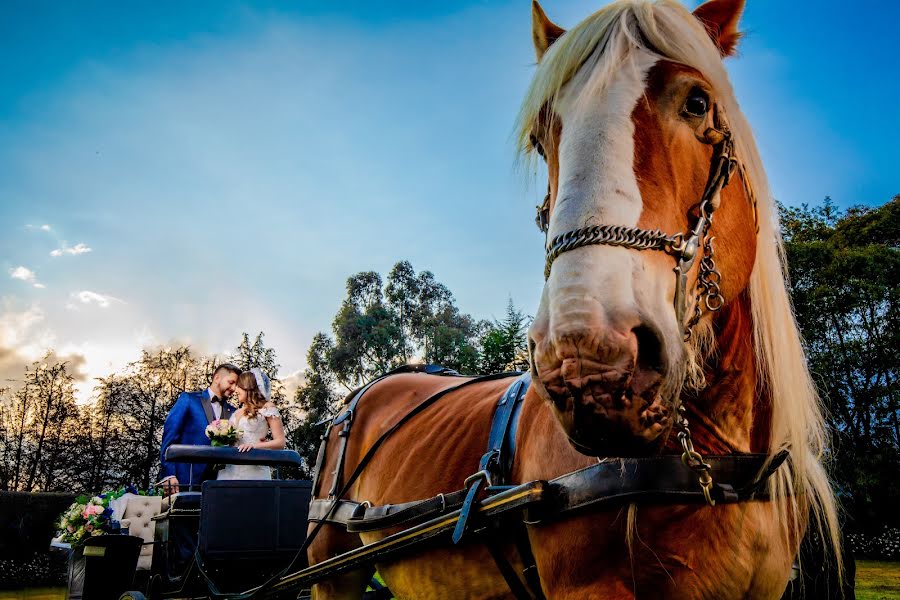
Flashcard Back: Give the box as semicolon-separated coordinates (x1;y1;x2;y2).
535;48;677;357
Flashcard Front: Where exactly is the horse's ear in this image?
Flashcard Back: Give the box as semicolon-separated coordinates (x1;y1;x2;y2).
693;0;745;57
532;1;565;62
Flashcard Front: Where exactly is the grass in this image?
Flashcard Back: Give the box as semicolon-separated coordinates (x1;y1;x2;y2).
0;562;896;599
0;589;65;600
857;560;900;600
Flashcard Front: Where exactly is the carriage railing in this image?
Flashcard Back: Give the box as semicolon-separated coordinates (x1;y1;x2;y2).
165;444;304;468
163;444;304;491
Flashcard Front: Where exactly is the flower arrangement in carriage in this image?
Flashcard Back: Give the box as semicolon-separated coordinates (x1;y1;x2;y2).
56;486;164;546
205;419;241;446
56;496;115;545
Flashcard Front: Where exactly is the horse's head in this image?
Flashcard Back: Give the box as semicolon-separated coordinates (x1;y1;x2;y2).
524;0;759;456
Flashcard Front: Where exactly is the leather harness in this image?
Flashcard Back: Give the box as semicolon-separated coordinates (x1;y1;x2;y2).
296;368;788;600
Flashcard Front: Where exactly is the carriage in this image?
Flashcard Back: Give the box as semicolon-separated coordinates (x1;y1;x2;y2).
118;445;316;600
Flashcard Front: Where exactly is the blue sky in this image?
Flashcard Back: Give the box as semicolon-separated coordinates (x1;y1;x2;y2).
1;0;898;401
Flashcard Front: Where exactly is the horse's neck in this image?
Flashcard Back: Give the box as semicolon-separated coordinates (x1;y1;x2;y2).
682;290;768;454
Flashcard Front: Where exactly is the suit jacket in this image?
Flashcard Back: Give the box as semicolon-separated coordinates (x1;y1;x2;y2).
159;389;236;490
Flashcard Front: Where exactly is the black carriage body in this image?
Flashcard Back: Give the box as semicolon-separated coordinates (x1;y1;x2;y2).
197;479;312;590
133;445;312;599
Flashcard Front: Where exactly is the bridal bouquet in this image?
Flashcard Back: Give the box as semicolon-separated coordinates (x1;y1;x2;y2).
206;419;241;447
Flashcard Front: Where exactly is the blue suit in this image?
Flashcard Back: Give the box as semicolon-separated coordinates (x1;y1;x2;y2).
159;389;236;491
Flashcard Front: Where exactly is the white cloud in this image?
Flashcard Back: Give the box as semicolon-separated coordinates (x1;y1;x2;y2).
50;242;92;257
0;301;48;351
9;266;44;288
279;369;306;402
26;224;53;232
41;224;51;232
10;266;35;282
68;290;124;308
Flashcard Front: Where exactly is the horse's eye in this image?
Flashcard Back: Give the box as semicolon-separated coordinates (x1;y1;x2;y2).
529;133;546;158
684;91;709;117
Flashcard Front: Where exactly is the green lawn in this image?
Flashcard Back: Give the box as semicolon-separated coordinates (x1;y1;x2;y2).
857;560;900;600
0;589;65;600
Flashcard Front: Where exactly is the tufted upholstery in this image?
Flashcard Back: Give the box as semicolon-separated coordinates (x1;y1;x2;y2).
118;494;162;570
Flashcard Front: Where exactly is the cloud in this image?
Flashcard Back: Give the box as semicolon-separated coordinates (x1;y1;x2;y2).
50;243;92;257
41;225;51;232
279;369;306;402
10;266;35;281
26;224;52;233
0;301;87;387
68;290;124;309
9;266;44;289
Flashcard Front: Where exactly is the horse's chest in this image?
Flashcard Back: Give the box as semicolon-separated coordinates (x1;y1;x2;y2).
531;504;792;599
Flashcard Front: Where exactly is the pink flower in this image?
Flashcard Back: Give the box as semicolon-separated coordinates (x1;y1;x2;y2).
67;525;75;533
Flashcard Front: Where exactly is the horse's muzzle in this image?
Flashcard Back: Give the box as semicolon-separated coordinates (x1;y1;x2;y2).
529;324;674;457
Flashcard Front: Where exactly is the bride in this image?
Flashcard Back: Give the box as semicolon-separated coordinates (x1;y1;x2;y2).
217;367;286;480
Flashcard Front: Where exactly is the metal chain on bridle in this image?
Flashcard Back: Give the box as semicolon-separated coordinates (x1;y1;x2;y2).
532;106;742;505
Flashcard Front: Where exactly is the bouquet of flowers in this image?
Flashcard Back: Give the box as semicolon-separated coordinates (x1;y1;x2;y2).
57;496;114;545
206;419;241;447
56;486;164;546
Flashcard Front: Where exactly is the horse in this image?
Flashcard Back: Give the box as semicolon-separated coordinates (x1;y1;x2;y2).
307;0;842;598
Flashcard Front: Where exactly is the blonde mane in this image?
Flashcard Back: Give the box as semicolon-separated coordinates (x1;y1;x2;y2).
516;0;841;573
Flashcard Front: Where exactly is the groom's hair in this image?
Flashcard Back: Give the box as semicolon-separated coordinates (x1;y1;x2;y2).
212;363;241;379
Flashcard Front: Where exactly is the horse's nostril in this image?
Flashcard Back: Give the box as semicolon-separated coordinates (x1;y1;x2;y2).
633;325;665;374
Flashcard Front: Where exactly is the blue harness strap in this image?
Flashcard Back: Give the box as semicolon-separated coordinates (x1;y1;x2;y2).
452;372;530;544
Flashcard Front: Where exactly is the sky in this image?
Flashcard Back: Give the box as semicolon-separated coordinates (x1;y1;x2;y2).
1;0;898;403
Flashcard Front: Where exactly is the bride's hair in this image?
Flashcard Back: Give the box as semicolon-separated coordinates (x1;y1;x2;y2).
237;371;268;419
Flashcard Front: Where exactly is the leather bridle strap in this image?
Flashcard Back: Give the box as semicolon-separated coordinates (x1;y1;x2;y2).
537;105;739;340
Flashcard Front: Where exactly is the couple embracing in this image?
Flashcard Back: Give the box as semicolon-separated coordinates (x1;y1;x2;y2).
158;363;285;494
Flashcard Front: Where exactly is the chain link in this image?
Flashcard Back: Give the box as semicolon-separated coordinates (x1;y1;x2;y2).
675;405;716;506
544;224;678;280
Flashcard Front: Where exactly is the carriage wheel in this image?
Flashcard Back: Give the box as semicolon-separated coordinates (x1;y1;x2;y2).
118;593;147;600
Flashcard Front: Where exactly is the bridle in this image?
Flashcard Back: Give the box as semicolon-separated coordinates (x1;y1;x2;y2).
534;105;755;342
530;104;758;505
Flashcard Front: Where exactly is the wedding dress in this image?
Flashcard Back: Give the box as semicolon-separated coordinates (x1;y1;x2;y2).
216;406;281;480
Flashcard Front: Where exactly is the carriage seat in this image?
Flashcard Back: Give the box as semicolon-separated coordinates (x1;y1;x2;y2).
116;494;162;570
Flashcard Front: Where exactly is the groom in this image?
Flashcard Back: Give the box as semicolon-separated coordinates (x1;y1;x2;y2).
158;363;241;495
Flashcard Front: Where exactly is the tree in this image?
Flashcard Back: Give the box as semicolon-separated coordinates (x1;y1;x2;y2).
0;356;80;492
329;262;483;387
780;195;899;530
103;347;208;489
330;271;404;389
229;331;285;402
290;334;340;477
479;298;531;374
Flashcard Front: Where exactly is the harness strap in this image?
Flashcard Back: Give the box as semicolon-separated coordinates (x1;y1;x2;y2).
453;374;530;544
512;521;545;600
484;520;537;600
325;364;464;499
539;450;790;520
485;373;530;483
312;451;789;530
